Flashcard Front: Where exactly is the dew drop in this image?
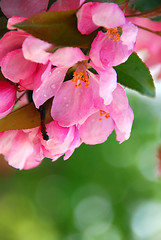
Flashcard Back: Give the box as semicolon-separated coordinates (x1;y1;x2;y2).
51;84;55;89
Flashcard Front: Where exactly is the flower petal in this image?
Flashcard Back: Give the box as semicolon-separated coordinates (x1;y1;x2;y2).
0;81;16;119
99;68;117;105
0;131;36;170
50;0;85;11
92;3;125;28
1;49;37;83
79;111;114;144
0;0;49;18
77;2;100;34
0;31;27;64
107;84;128;114
121;21;138;51
41;122;78;160
51;80;95;127
114;106;134;143
7;16;27;30
33;64;68;108
22;35;52;64
50;47;88;67
89;31;106;70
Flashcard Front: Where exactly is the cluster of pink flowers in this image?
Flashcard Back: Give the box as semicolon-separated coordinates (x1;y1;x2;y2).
0;0;137;169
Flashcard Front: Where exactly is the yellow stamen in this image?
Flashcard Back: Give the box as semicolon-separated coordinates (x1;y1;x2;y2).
99;110;110;121
72;71;89;88
106;27;120;41
100;110;106;117
105;113;110;119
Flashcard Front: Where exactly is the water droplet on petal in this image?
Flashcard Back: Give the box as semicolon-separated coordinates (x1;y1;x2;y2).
51;84;55;89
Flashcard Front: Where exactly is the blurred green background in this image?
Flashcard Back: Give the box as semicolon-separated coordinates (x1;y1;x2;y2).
0;84;161;240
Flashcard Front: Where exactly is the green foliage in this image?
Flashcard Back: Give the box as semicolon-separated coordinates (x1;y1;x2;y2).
134;0;161;21
14;10;97;48
0;101;52;131
0;91;160;240
115;52;155;97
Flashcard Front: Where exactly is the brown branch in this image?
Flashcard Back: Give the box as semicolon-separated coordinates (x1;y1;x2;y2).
136;24;161;37
126;5;161;18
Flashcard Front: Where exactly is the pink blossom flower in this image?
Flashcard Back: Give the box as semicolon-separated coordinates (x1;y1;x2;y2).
46;47;117;127
78;84;134;144
77;2;138;70
0;0;135;170
0;121;80;170
0;80;16;119
0;29;52;90
24;46;88;109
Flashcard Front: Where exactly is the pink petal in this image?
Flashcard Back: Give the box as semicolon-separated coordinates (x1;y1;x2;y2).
22;35;52;64
89;31;106;70
78;111;114;144
50;47;89;67
50;0;85;11
33;64;68;108
41;121;76;159
0;81;16;119
99;68;117;105
114;106;134;143
106;84;134;143
6;131;35;169
107;84;128;114
77;2;125;34
0;0;49;18
1;49;37;83
0;131;17;156
0;131;36;170
121;21;138;51
7;16;27;30
23;156;41;170
19;73;35;90
99;35;130;67
77;2;100;34
0;31;27;64
90;30;135;68
51;80;95;127
92;3;125;29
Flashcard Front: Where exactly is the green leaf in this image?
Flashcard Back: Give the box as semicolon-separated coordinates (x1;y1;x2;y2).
114;52;155;97
134;0;161;21
135;0;161;12
0;102;53;131
14;10;97;48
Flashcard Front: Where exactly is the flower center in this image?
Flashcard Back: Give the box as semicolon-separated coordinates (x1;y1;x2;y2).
72;71;89;88
106;27;120;41
99;110;110;121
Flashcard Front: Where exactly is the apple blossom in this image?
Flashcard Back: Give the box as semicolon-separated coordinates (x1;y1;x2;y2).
0;29;52;91
78;84;134;144
0;121;81;170
77;2;138;70
48;47;117;127
0;0;138;170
